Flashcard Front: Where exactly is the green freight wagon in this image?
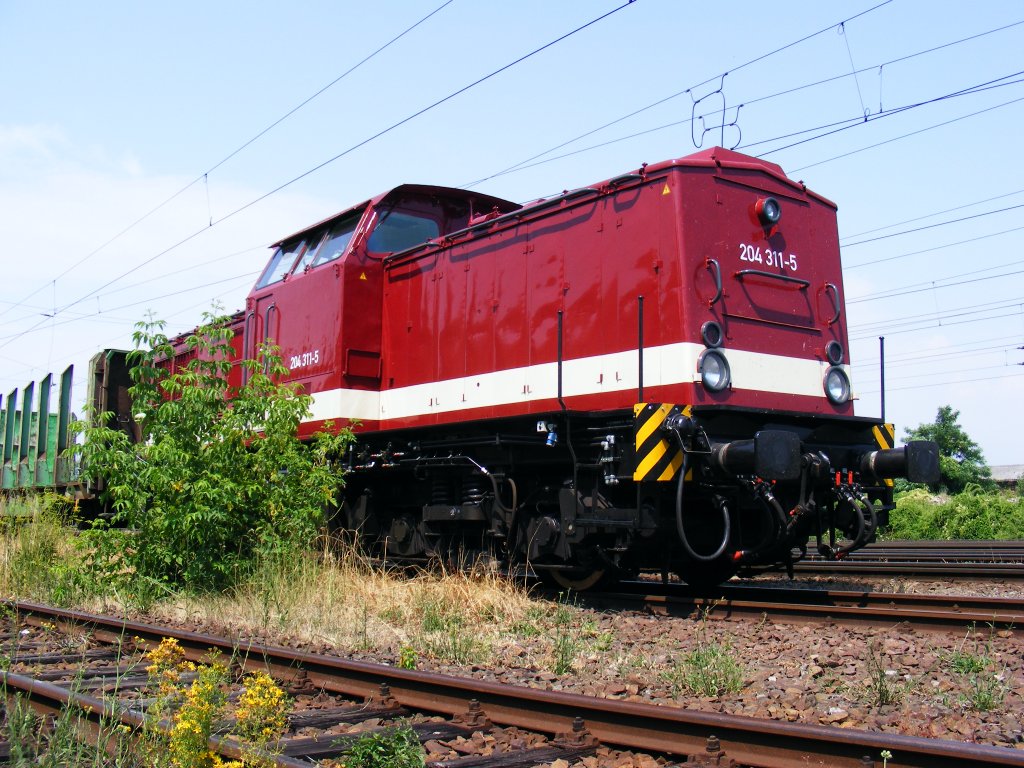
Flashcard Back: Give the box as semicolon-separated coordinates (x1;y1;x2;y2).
1;366;75;492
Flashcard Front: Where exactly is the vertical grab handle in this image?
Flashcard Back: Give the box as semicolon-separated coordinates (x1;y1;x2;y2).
262;303;278;373
705;258;723;306
824;283;841;325
242;311;255;385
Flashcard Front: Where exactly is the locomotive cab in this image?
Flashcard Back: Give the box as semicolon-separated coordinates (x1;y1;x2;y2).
243;185;520;434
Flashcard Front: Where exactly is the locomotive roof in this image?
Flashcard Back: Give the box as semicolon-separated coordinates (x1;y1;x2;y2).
272;148;832;250
271;184;521;247
638;146;837;210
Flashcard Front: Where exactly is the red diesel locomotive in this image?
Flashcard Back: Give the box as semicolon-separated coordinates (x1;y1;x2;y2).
106;146;938;588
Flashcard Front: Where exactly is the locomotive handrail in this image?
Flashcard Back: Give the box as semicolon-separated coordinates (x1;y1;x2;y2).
705;258;723;306
262;303;277;374
384;241;434;264
734;269;810;288
563;186;601;200
823;282;841;325
608;173;643;187
242;311;255;385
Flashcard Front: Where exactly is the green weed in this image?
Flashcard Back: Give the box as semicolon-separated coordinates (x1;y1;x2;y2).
863;640;903;707
398;645;418;670
662;626;744;697
550;592;584;675
945;627;1012;711
340;725;425;768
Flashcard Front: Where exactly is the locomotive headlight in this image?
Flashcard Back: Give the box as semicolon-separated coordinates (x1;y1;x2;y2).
701;320;724;348
825;340;844;365
755;196;781;227
824;366;851;404
698;349;731;392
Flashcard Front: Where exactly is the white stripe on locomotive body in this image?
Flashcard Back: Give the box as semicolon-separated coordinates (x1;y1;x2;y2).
304;343;852;425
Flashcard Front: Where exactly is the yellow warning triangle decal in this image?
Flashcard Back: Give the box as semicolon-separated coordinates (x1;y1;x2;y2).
662;184;671;195
359;272;367;280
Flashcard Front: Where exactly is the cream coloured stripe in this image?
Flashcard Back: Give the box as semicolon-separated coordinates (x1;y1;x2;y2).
304;342;851;424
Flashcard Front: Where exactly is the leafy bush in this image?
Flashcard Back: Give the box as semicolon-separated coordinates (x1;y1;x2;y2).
886;486;1024;540
903;406;992;493
76;312;354;591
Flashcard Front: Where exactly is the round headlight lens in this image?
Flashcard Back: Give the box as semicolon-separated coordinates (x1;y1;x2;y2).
701;320;724;348
824;366;851;404
699;349;731;392
755;196;781;227
825;340;844;365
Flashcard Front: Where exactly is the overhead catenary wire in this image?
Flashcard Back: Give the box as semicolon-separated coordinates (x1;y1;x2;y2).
0;0;456;327
0;1;637;355
492;69;1024;197
840;186;1024;241
851;297;1024;331
854;339;1023;369
841;203;1024;248
847;265;1024;304
844;224;1024;269
8;3;1011;344
857;369;1023;395
464;1;897;187
466;12;1021;188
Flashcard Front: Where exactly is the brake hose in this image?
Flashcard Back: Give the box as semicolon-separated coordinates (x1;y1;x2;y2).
672;433;730;562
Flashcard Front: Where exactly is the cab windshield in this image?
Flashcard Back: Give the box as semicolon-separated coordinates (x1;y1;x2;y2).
255;208;364;289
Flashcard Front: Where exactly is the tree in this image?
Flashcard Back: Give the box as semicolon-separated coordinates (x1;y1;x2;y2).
903;405;992;494
78;311;353;591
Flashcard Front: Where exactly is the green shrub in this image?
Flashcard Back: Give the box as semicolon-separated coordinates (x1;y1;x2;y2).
75;311;354;592
885;487;1024;540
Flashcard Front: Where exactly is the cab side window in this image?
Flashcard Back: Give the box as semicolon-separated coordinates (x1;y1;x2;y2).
256;240;303;289
312;212;362;266
367;209;440;254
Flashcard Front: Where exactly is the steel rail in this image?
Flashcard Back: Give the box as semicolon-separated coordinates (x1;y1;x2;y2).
9;600;1024;768
795;540;1024;577
616;581;1024;614
795;561;1024;577
586;584;1024;633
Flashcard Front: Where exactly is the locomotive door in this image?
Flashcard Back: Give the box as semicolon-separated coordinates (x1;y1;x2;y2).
243;294;279;375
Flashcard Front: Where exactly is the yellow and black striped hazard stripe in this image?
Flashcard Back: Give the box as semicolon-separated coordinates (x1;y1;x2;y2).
633;403;686;482
872;422;896;488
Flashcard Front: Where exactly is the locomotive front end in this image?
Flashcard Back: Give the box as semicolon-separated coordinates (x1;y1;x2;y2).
626;149;939;583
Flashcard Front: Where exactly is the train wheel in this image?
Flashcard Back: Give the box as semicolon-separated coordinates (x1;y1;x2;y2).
545;568;608;591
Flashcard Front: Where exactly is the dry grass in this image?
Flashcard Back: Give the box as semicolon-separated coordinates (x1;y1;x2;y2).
0;494;79;601
0;496;558;668
145;538;538;664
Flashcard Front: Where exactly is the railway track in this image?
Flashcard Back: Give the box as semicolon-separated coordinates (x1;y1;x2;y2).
795;540;1024;578
3;600;1024;767
594;581;1024;634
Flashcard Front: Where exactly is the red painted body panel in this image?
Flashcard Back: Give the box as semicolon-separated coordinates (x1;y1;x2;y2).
374;147;850;430
195;148;852;437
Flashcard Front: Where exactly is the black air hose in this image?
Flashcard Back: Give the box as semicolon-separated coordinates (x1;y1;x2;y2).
831;488;867;558
672;436;730;562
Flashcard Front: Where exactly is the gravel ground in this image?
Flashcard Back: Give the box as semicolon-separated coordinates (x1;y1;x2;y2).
382;575;1024;750
153;574;1024;761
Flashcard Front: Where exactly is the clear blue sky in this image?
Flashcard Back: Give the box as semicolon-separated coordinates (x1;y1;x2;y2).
2;1;1022;464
